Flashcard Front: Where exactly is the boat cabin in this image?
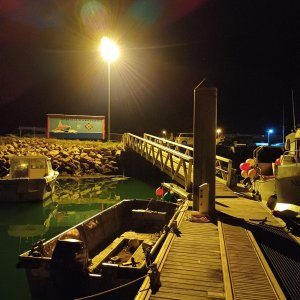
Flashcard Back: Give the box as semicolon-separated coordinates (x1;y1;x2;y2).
285;128;300;162
8;156;54;179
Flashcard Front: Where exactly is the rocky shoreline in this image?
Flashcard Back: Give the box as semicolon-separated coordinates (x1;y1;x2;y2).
0;136;123;177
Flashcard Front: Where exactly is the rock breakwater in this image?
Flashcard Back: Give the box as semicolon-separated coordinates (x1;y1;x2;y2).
0;136;123;177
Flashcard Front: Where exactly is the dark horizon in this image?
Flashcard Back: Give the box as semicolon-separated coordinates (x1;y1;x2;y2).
1;0;299;137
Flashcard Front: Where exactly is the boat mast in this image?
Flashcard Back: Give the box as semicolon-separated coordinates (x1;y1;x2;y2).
282;104;285;144
292;89;296;131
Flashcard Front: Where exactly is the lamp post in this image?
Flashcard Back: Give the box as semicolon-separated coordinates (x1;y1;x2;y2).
216;128;222;144
99;37;120;141
267;129;273;146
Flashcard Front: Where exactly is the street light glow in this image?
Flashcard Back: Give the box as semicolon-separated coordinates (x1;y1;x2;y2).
99;37;120;63
267;128;274;145
99;37;120;141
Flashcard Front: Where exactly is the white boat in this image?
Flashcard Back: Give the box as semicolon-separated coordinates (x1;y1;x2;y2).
0;155;59;202
250;129;300;213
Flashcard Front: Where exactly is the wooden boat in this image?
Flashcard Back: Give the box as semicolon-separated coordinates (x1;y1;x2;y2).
0;155;59;202
17;198;183;299
248;129;300;213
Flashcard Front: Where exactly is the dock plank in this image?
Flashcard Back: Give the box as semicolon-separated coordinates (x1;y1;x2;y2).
136;182;290;300
149;210;225;300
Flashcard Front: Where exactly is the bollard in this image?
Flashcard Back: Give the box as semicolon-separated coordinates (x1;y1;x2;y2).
199;183;209;214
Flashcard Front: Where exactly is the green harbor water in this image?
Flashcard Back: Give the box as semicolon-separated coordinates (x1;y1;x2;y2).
0;176;164;299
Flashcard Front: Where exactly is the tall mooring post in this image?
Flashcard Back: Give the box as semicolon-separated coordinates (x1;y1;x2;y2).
193;86;217;213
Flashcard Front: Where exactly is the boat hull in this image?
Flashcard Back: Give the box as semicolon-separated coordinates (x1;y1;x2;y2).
249;131;300;213
275;164;300;212
17;199;180;299
252;165;300;213
0;176;57;202
253;177;276;203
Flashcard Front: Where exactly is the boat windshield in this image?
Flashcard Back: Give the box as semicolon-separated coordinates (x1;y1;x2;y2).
11;159;29;178
30;158;46;169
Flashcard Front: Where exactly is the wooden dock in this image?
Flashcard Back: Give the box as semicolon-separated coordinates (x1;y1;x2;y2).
135;183;299;300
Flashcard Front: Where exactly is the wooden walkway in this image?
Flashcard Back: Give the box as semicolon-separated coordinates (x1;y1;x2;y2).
135;183;299;300
150;215;225;300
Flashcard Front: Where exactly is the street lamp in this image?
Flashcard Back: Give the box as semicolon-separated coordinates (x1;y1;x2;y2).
267;129;273;146
99;36;120;141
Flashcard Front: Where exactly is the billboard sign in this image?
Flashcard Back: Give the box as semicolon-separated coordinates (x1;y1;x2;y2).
47;114;105;140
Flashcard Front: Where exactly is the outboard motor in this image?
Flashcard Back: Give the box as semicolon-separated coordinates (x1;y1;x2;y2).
51;238;88;299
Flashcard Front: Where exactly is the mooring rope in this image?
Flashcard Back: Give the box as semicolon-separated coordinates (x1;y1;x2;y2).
73;274;148;300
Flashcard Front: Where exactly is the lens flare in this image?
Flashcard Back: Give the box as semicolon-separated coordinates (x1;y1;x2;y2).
80;0;108;34
129;0;163;25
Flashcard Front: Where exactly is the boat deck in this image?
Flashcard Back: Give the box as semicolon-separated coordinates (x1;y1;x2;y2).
136;183;300;300
88;231;159;272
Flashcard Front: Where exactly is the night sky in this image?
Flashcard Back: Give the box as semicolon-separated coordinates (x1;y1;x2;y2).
1;0;299;137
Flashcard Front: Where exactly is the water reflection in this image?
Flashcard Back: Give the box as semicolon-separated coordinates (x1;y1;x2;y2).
53;176;126;204
6;176;158;251
7;176;131;244
1;176;159;299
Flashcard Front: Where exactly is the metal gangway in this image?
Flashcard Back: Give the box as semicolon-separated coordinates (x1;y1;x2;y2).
122;133;234;191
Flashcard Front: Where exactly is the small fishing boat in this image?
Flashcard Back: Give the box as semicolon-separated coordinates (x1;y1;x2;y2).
17;198;183;299
0;155;59;202
245;129;300;213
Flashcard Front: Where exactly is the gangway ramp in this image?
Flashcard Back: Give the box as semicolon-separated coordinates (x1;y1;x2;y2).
123;133;234;190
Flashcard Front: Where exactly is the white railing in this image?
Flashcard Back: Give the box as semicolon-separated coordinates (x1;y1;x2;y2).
143;134;194;156
123;133;233;188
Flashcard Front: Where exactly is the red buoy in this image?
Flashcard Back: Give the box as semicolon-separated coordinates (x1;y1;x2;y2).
155;186;164;197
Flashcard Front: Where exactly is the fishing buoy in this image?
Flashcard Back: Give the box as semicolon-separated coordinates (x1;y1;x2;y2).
155;186;164;197
246;158;255;167
241;170;248;178
248;168;256;179
240;162;251;172
162;190;177;203
275;158;281;166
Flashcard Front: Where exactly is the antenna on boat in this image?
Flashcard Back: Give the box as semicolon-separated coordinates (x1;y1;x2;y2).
292;89;296;131
282;103;285;144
